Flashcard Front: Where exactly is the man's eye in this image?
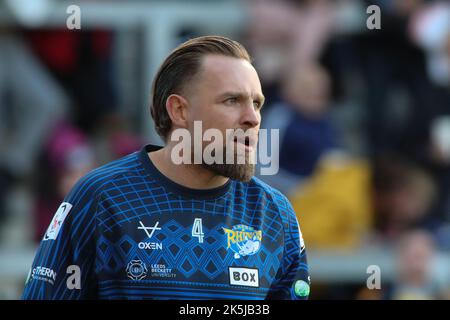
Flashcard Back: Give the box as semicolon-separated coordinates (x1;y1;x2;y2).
253;101;261;109
225;97;238;105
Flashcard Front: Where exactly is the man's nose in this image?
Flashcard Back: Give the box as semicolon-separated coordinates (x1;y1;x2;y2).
240;101;260;128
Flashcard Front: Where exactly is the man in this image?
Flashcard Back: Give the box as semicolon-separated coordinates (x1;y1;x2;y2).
22;36;310;300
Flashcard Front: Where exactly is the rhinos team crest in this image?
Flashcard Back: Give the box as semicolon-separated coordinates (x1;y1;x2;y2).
223;224;262;259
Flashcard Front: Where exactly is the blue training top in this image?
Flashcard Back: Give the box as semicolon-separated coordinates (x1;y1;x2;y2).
22;144;310;300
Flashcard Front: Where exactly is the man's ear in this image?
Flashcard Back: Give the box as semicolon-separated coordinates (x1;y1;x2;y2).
166;94;189;129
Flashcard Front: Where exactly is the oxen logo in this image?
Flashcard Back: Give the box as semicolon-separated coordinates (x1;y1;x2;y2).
222;224;262;259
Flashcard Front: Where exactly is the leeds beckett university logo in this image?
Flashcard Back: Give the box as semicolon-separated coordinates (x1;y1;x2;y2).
126;260;148;280
223;225;262;259
43;202;72;241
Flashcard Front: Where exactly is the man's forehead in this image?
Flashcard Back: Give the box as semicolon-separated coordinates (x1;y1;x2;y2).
201;54;252;70
198;54;262;93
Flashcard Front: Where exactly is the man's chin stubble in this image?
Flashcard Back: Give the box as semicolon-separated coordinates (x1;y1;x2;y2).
202;162;255;182
197;145;256;182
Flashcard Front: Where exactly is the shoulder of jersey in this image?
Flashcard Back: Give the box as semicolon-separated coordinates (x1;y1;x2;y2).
71;151;141;195
248;176;288;202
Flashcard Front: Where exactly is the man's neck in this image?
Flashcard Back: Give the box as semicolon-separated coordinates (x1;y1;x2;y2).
147;146;229;189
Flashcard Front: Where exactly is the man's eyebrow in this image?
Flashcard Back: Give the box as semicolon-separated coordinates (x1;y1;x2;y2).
218;91;265;103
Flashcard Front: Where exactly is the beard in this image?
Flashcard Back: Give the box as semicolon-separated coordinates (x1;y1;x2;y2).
203;162;255;182
200;143;255;182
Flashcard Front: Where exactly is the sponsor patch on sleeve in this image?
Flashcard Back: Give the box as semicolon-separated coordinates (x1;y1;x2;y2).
294;279;310;297
43;202;72;241
298;224;305;253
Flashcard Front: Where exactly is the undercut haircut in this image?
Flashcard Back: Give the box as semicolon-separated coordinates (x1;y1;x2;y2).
150;35;252;140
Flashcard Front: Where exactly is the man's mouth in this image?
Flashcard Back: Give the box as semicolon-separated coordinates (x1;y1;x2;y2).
233;136;257;151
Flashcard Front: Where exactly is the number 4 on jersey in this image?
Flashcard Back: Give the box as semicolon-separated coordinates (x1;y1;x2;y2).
192;218;204;243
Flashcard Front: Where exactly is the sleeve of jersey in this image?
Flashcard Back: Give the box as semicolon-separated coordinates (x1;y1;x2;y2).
267;195;310;300
22;176;99;300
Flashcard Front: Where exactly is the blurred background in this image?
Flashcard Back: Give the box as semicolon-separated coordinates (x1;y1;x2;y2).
0;0;449;300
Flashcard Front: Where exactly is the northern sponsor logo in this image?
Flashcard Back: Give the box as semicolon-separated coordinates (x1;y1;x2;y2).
31;266;57;285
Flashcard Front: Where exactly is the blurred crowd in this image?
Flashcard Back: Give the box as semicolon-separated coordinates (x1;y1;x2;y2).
248;0;450;299
0;0;449;299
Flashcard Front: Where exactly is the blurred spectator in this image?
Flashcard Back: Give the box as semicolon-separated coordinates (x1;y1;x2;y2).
245;0;339;103
33;121;96;242
409;1;450;88
0;28;68;224
258;63;340;195
356;0;450;228
32;114;142;242
289;153;373;250
408;1;450;223
102;113;144;160
357;0;436;157
26;28;117;134
355;229;449;300
428;115;450;224
388;229;447;299
372;155;438;244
